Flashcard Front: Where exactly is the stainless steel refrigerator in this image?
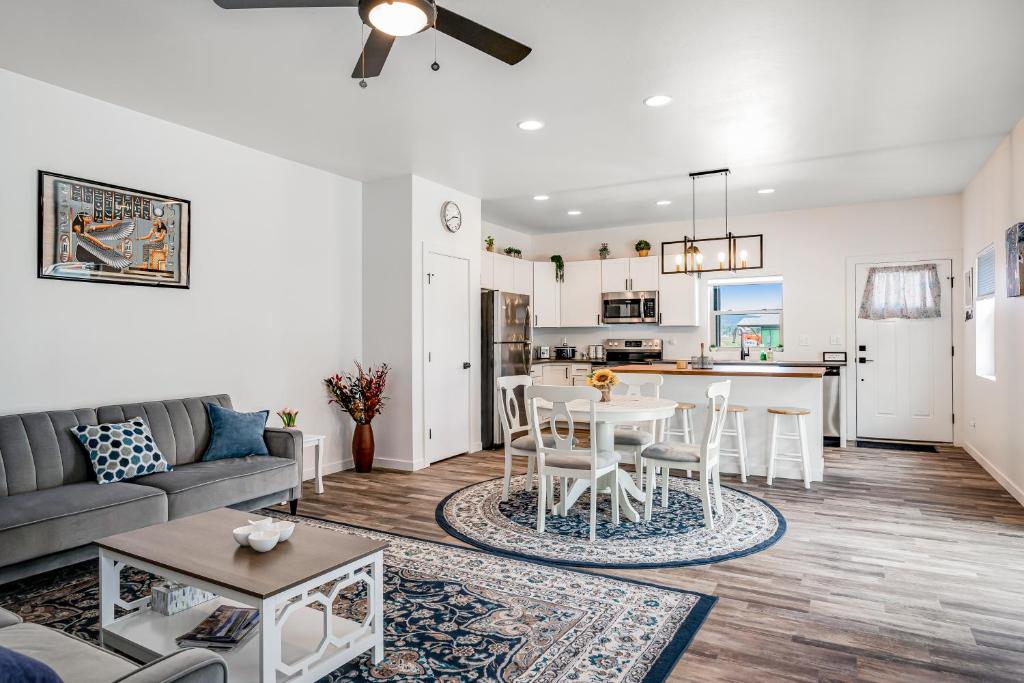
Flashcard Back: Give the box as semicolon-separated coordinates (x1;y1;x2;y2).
481;291;531;449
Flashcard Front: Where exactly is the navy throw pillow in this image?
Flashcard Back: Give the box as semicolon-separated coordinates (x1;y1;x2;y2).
202;403;269;461
0;645;63;683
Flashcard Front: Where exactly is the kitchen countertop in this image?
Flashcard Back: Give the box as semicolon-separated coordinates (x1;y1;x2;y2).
612;363;827;379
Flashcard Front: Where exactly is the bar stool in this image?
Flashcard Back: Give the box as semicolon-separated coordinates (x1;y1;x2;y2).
714;404;749;483
767;407;811;489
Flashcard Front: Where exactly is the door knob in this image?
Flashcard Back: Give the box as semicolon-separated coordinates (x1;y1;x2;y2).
463;362;472;369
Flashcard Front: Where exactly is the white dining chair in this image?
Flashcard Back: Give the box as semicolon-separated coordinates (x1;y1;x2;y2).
525;385;622;541
495;375;540;502
642;380;732;529
613;374;664;487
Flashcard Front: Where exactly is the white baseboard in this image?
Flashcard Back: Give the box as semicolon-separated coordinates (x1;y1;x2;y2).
962;440;1024;507
302;460;344;482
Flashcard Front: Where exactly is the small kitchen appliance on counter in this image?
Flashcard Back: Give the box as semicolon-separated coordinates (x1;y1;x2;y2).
537;346;551;360
588;344;605;361
604;338;663;365
554;345;577;360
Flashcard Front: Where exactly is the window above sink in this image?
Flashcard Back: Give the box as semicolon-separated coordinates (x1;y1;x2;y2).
710;277;784;350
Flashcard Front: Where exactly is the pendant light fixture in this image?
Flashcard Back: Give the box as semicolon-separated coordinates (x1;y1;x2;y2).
661;168;763;276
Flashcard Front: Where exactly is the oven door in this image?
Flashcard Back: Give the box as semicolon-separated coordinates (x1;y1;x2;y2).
602;293;643;323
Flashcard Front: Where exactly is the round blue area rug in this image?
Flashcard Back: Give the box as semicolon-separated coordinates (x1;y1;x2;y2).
437;474;786;568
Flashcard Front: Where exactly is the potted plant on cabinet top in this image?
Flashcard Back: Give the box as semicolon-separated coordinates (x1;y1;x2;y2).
324;363;390;473
550;255;565;282
599;243;610;260
485;235;495;252
635;239;651;257
503;246;522;258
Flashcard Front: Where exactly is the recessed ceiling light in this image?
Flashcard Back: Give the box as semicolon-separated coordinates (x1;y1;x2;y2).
517;119;545;131
533;195;550;201
656;200;673;206
643;95;673;108
758;188;775;194
567;210;582;216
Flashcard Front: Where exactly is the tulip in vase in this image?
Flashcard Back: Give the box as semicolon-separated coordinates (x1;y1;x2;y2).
324;363;390;473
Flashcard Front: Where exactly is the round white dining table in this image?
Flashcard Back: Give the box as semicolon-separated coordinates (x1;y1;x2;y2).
537;395;678;522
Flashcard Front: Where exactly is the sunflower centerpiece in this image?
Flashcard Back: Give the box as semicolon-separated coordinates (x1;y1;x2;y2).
587;368;620;402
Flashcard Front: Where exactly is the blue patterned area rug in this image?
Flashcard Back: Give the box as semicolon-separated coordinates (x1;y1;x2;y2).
0;512;715;682
437;475;786;568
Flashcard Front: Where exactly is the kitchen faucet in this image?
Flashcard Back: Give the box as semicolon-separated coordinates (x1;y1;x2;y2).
740;344;750;361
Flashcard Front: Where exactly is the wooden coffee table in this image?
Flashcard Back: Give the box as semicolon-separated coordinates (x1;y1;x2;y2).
96;508;387;683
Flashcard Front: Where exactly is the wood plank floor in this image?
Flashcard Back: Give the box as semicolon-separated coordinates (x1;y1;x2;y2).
278;445;1024;682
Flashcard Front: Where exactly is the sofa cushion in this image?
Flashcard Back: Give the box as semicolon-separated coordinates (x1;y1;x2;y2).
201;403;269;461
70;418;171;485
134;457;297;519
0;482;167;567
0;624;135;683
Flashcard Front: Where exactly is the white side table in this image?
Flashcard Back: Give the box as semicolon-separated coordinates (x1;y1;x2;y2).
303;434;327;494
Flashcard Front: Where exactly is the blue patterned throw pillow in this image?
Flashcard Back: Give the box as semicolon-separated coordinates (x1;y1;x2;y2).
201;402;269;461
71;418;171;484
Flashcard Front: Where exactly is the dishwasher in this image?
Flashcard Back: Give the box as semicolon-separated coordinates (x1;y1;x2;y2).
822;366;841;437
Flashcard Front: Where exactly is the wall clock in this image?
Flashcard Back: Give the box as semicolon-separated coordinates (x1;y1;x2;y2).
441;201;462;233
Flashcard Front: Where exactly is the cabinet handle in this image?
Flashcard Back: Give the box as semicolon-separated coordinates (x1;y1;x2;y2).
658;312;662;325
534;313;538;326
565;368;569;379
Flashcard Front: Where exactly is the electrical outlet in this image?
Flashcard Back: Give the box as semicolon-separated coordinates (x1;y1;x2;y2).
829;335;841;345
798;335;810;347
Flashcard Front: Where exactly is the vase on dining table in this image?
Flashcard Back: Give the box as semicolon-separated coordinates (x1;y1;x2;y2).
600;387;612;402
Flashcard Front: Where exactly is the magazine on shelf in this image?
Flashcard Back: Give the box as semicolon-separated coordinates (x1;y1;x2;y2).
176;605;259;650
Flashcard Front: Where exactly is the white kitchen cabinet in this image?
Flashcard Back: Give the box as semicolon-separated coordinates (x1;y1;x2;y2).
541;363;571;386
493;254;515;293
513;258;533;298
533;261;561;327
601;256;659;292
658;271;699;326
601;258;631;292
630;256;661;291
481;251;494;289
560;260;603;327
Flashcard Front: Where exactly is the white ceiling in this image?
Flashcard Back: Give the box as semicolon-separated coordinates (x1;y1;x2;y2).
2;0;1023;233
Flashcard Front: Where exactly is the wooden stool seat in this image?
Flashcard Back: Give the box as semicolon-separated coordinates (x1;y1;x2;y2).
676;402;696;410
768;407;811;416
715;404;748;413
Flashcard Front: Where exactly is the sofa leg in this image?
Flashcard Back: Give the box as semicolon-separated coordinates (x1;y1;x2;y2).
289;499;298;516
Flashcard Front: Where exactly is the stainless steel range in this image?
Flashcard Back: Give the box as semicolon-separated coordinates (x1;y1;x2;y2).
603;338;663;365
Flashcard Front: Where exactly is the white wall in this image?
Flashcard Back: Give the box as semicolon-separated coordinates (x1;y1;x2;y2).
362;175;482;470
960;118;1024;505
0;69;362;477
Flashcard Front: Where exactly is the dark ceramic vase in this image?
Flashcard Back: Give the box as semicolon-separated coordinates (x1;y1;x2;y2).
352;423;375;473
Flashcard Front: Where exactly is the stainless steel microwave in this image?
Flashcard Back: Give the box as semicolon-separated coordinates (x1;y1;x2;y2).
602;291;658;324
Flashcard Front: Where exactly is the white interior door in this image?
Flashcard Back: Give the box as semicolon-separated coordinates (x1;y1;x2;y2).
855;259;953;442
425;251;472;463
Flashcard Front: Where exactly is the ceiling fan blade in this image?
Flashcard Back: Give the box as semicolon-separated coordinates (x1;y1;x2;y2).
434;6;531;66
351;29;396;78
213;1;358;8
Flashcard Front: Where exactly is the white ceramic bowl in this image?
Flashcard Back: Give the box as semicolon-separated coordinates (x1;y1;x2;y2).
232;524;256;547
248;530;280;553
271;520;295;542
248;517;273;529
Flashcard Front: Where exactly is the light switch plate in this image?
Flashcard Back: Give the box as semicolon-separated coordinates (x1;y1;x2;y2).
798;335;810;346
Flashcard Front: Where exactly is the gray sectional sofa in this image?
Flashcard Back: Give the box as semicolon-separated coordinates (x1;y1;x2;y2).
0;394;302;584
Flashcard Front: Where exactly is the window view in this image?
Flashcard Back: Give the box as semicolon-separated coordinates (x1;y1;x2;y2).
975;246;996;380
711;279;783;349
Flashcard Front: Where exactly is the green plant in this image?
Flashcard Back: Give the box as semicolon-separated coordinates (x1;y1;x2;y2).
551;255;564;282
485;235;495;248
503;246;522;258
598;243;610;259
635;239;651;253
276;407;298;428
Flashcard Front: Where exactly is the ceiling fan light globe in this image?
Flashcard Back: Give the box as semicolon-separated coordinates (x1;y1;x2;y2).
365;0;431;37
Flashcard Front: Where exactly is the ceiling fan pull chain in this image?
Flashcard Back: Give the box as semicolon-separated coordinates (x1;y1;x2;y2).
359;23;368;88
431;15;440;71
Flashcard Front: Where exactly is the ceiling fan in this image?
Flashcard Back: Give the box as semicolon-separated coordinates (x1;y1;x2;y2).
212;0;532;80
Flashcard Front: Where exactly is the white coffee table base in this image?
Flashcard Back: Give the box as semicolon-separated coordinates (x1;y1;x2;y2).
99;548;384;683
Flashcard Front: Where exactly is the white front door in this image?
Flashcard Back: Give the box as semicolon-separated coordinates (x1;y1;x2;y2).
424;251;472;463
855;259;953;442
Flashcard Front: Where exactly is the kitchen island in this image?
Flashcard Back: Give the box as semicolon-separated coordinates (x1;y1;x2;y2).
613;363;826;482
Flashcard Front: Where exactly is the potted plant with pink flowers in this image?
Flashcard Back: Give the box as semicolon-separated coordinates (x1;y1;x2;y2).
324;363;390;473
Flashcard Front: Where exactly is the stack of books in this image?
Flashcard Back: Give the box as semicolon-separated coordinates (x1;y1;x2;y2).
177;605;259;651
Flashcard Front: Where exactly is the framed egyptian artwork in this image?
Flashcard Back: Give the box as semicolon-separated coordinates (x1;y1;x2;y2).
38;171;190;289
